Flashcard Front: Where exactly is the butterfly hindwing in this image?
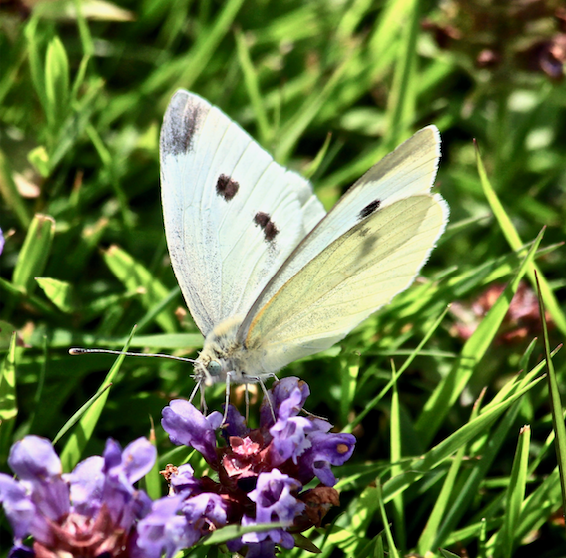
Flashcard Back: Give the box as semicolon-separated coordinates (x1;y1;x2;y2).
244;194;447;373
160;90;326;336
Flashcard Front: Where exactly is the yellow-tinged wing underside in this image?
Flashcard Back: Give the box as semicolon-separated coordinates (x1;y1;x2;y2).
245;194;446;373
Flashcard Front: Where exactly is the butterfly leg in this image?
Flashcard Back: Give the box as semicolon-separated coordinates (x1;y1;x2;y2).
188;380;207;413
255;375;276;423
220;371;233;426
245;383;250;423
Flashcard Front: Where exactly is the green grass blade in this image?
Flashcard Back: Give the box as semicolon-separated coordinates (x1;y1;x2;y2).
376;481;400;558
140;422;162;501
44;36;70;131
501;425;531;558
35;277;75;313
383;373;544;503
383;0;419;149
0;150;32;228
389;363;405;551
53;384;112;446
415;228;544;445
235;29;271;145
476;139;566;336
417;388;486;555
0;332;18;461
535;271;566;511
347;307;449;433
59;327;136;471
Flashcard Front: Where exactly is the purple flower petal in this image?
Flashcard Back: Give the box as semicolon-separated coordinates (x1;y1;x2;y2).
8;436;61;480
240;515;295;551
248;469;304;525
222;404;250;438
121;438;157;483
270;416;313;464
0;228;4;256
98;437;155;528
65;455;104;517
170;464;202;497
182;492;228;532
162;400;222;464
8;436;69;522
298;431;356;486
0;474;35;541
134;495;195;558
102;438;123;471
261;378;309;428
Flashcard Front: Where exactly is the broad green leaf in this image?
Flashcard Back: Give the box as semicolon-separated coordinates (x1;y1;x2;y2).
44;36;70;129
12;214;55;295
36;277;75;313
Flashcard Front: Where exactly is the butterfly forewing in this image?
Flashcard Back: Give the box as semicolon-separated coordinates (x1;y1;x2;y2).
237;126;443;342
244;195;447;373
160;90;325;336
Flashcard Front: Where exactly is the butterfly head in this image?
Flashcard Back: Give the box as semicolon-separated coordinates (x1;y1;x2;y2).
192;356;225;386
194;315;248;386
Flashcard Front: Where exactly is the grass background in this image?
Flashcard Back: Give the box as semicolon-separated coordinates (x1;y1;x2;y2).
1;0;566;556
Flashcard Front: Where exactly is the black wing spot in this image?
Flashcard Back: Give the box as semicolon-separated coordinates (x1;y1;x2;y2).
161;93;203;156
254;212;279;242
216;174;240;201
358;199;381;220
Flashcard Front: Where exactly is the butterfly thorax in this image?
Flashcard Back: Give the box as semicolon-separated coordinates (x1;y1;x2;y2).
195;315;264;386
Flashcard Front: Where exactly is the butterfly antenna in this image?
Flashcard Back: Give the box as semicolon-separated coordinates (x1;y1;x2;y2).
69;347;197;364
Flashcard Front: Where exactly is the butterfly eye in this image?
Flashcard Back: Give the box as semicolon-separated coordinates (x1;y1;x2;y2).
207;360;222;377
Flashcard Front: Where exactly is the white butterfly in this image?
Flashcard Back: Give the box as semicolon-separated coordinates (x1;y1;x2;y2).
160;90;449;390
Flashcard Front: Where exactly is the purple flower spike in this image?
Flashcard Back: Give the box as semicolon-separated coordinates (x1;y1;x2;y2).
0;435;168;558
158;377;356;558
162;399;222;464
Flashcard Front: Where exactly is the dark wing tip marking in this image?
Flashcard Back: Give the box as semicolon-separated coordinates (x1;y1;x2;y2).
358;199;381;220
254;212;279;242
161;93;204;157
216;174;240;201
